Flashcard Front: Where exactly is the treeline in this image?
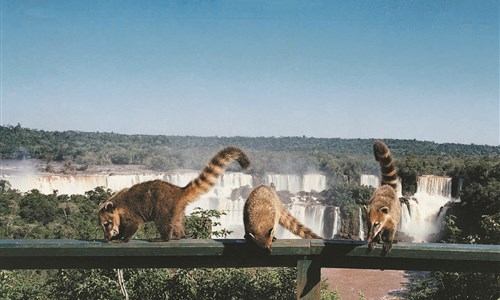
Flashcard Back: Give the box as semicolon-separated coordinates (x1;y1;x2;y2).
2;123;499;166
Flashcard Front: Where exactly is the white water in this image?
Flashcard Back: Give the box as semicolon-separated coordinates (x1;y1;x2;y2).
331;206;341;238
264;174;326;193
358;207;365;240
399;175;454;242
360;174;379;188
276;201;340;239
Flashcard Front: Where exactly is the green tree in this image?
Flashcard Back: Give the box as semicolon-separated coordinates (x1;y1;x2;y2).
19;190;57;225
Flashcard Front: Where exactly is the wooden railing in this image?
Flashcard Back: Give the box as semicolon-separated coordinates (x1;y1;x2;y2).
1;239;499;299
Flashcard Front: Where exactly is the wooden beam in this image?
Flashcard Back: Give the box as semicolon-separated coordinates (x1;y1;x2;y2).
296;258;321;300
1;239;499;273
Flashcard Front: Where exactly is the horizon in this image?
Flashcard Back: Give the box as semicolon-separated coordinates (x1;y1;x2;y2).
1;1;499;146
3;122;499;147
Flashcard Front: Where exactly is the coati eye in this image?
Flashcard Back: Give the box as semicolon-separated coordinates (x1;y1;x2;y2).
103;221;113;229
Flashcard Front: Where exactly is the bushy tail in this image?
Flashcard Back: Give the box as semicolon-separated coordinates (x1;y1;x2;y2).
181;146;250;206
278;204;322;239
373;140;398;190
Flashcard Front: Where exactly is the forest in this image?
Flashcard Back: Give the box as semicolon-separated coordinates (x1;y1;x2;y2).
0;124;499;299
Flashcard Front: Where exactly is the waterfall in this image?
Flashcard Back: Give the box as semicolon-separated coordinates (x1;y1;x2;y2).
416;175;452;197
265;174;326;193
360;174;379;188
399;175;454;242
305;204;327;238
332;207;341;237
358;207;365;240
265;174;302;193
302;174;327;193
1;174;109;195
276;201;328;239
277;203;307;238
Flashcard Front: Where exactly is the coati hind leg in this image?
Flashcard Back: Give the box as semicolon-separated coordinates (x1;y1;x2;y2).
152;215;185;242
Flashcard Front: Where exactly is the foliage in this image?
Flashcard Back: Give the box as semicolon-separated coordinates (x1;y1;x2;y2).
47;269;123;300
18;190;57;225
405;271;500;300
184;207;232;239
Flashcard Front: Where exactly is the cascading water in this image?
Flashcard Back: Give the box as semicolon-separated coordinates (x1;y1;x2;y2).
277;202;307;238
265;174;326;193
360;174;379;188
278;202;328;239
302;174;327;193
358;207;365;241
399;175;454;242
332;206;341;237
265;174;302;193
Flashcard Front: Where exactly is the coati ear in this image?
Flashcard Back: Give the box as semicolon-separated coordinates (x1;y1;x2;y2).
381;206;389;214
268;228;275;238
363;205;368;212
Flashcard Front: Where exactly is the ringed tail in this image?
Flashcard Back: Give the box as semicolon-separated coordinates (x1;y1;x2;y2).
373;140;398;190
181;146;250;205
278;204;322;239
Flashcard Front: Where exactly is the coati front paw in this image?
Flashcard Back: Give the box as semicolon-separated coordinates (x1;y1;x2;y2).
368;241;377;252
381;242;393;256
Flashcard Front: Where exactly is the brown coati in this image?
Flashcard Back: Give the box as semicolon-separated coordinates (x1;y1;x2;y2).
243;185;322;253
366;140;401;255
98;146;250;242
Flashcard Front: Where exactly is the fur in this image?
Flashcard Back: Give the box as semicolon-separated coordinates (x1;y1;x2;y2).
366;140;401;255
98;146;250;242
243;185;322;253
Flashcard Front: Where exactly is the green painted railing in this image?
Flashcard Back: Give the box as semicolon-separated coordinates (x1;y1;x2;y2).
1;239;499;299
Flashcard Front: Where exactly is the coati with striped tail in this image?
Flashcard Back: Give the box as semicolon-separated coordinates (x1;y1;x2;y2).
366;140;401;255
98;146;250;242
244;185;322;253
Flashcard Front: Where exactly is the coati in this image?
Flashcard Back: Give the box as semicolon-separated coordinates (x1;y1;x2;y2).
366;140;401;256
98;146;250;242
243;185;322;253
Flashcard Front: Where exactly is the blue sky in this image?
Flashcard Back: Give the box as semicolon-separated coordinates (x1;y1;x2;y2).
1;1;499;145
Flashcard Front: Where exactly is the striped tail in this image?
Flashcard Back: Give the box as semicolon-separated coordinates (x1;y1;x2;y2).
373;140;398;189
181;146;250;206
278;204;322;239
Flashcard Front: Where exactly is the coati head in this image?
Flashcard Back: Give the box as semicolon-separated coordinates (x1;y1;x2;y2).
245;228;276;254
98;201;121;241
366;205;390;244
